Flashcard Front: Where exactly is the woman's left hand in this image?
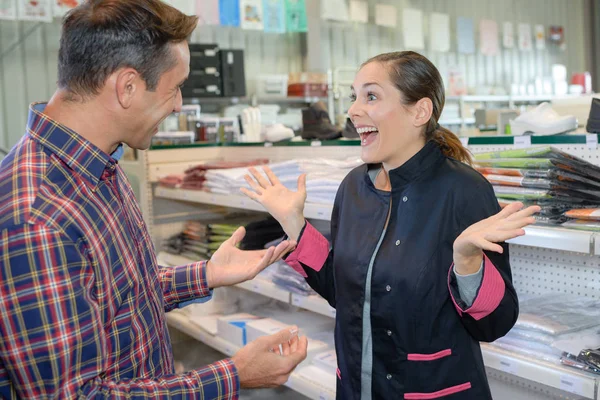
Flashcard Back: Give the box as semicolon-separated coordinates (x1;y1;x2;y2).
453;202;540;274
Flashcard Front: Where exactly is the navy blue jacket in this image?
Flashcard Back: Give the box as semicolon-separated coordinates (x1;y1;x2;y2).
287;141;518;399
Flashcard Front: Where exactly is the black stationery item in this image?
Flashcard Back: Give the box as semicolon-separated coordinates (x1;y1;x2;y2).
586;97;600;134
220;49;246;97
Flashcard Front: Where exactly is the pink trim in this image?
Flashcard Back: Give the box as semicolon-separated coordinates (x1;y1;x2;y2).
404;382;472;399
448;254;506;321
285;222;330;278
447;266;463;317
336;368;341;380
407;349;452;361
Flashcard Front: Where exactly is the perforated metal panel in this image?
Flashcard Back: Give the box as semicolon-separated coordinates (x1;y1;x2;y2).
510;244;600;298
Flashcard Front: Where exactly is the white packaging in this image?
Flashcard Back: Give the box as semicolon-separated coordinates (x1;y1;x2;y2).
551;64;567;82
217;313;263;347
312;349;338;375
256;74;289;98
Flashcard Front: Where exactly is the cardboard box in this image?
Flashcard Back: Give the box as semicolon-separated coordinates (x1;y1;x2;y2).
217;313;262;347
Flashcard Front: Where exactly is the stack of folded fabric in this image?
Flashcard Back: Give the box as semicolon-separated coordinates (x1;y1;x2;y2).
162;216;284;259
474;146;600;225
491;293;600;368
270;260;316;296
204;157;362;204
158;159;269;190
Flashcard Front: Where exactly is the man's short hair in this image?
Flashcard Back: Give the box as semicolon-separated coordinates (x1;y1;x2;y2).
58;0;198;98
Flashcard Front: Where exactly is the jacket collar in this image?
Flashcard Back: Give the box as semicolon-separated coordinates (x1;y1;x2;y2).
26;103;118;190
366;141;445;192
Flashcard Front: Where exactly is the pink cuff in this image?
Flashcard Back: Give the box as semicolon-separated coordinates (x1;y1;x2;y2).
285;222;330;278
448;254;505;321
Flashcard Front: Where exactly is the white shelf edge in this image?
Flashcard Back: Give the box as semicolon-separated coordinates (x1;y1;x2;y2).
507;226;593;254
291;293;336;319
235;278;291;303
154;187;333;221
166;311;336;400
481;344;597;399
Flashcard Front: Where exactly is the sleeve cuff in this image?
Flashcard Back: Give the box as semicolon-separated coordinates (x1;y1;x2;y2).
284;222;330;278
448;253;505;321
453;259;484;308
162;261;213;309
191;359;240;399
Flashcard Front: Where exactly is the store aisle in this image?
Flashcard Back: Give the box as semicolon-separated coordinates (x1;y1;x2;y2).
169;326;310;399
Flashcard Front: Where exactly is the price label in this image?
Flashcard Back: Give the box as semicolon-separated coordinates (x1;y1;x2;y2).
586;134;598;149
316;210;327;219
559;376;584;396
513;136;531;148
240;199;247;207
498;359;518;375
319;392;329;400
264;142;273;147
182;192;188;199
459;137;469;147
329;308;337;318
291;295;305;307
225;346;233;356
311;140;322;147
252;283;261;292
210;196;216;203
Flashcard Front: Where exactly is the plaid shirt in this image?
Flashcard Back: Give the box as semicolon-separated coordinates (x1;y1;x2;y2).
0;104;239;399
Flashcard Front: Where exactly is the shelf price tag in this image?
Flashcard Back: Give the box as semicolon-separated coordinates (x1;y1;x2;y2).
291;295;305;307
586;134;598;149
513;136;531;148
459;137;469;147
559;375;584;396
329;308;337;318
497;358;518;375
264;142;273;147
252;282;261;292
319;392;330;400
311;140;322;147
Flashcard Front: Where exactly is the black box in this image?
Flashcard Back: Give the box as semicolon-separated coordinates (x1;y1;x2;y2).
220;49;246;97
189;43;220;69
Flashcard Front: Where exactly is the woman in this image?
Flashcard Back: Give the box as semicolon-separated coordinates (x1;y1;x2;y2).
242;51;539;399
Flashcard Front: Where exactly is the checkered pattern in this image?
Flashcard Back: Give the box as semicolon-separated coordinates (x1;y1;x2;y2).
0;104;239;399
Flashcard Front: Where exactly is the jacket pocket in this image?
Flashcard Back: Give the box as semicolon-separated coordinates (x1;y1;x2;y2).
407;349;452;361
404;348;470;398
404;382;472;399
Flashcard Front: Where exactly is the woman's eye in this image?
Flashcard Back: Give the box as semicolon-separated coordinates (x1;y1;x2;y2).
367;93;377;101
349;94;356;102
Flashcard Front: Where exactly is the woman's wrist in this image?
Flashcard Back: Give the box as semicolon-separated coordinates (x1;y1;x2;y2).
281;214;306;242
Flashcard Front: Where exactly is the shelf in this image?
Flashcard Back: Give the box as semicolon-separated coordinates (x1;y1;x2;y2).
291;294;336;318
155;188;598;254
507;225;594;254
154;187;333;221
446;94;582;103
256;96;327;104
440;117;476;125
235;278;291;303
481;344;597;399
163;257;598;399
166;310;336;400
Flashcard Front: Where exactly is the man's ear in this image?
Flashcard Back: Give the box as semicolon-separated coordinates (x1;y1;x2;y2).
413;97;434;128
115;68;141;109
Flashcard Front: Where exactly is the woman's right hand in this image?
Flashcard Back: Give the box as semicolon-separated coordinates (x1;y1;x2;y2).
241;166;307;241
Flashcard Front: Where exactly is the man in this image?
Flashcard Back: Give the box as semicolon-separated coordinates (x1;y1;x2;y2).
0;0;308;398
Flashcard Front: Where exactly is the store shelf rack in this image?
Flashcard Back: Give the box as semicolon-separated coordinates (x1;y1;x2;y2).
121;140;600;400
160;251;600;399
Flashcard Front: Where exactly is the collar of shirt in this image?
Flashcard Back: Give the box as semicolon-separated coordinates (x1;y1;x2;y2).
27;103;123;190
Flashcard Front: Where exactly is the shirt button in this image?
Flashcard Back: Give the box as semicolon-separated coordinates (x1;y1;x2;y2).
387;330;392;336
402;196;408;202
395;240;400;246
387;374;392;380
386;285;391;292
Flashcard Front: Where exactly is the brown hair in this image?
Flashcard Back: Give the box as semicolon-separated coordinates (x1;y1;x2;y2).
58;0;198;98
362;51;472;165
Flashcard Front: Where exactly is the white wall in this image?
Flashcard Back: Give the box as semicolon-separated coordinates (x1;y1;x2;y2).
0;0;590;151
